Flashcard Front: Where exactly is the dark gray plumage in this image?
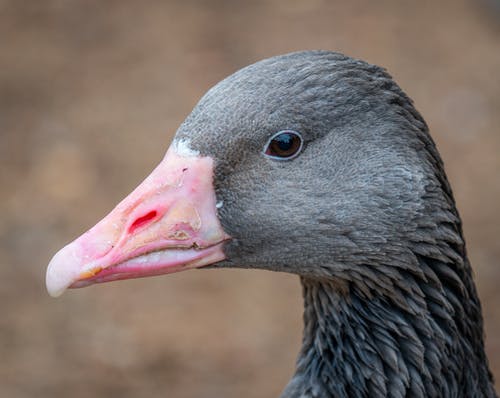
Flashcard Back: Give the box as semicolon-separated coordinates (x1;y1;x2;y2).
174;51;497;397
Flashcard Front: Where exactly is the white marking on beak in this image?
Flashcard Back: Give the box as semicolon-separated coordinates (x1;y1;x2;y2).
173;138;200;157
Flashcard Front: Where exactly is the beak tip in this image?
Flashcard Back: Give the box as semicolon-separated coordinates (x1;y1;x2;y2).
45;243;80;298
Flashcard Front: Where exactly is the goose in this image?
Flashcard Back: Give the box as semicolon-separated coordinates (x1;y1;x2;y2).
45;51;497;398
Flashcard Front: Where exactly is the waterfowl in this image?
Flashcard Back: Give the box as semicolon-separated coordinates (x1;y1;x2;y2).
46;51;497;397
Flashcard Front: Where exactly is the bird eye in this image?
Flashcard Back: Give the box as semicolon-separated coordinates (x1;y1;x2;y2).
264;131;303;160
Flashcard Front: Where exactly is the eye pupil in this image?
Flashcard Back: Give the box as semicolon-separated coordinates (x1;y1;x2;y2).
264;131;303;160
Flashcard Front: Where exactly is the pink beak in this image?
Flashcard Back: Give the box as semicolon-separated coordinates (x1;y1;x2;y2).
45;143;230;297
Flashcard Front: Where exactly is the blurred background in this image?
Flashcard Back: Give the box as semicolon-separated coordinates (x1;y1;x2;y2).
1;1;499;397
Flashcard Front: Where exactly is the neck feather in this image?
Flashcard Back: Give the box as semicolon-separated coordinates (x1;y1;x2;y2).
281;256;496;398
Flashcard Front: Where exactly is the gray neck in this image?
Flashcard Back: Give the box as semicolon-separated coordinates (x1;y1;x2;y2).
281;267;496;398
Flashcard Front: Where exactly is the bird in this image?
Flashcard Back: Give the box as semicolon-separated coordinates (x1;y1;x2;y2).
46;51;497;398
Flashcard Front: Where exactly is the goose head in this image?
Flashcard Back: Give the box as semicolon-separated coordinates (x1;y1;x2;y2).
46;51;433;290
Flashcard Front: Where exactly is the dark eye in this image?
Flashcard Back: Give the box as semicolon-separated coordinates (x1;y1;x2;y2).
264;131;303;160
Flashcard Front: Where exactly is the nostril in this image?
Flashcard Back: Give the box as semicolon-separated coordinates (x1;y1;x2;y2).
128;210;158;234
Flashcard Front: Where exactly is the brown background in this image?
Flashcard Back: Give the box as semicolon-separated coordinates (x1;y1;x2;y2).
1;1;499;397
